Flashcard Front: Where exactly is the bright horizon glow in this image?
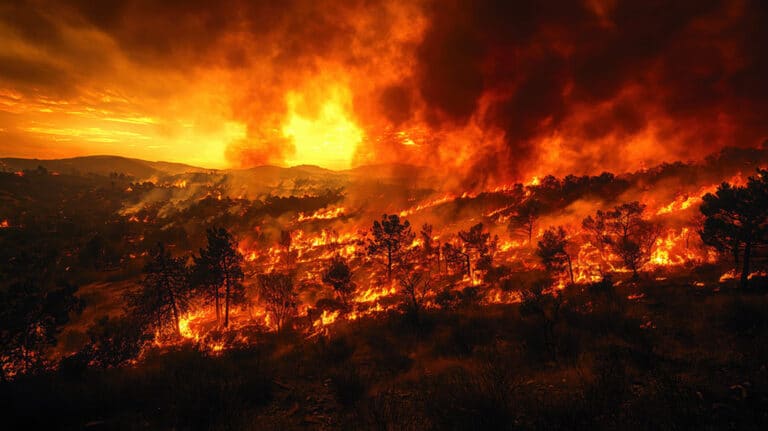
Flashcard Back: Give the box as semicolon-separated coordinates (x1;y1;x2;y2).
281;85;363;170
0;84;365;170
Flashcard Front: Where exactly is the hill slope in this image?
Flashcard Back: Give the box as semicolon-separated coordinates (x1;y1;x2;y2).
0;156;208;179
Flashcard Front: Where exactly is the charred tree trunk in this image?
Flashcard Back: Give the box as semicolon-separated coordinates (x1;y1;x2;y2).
465;253;472;279
169;290;180;335
387;247;392;281
409;290;419;324
224;276;230;328
527;224;533;243
741;242;752;288
214;286;220;325
437;245;441;274
284;245;293;271
157;283;166;335
171;303;180;335
566;254;574;285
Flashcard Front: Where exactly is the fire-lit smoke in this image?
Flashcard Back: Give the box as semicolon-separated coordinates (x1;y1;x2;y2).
1;1;767;185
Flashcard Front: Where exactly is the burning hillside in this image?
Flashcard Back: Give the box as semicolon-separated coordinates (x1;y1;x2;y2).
2;150;768;428
0;147;765;364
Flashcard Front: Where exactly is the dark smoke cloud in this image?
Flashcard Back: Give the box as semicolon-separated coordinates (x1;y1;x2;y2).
1;0;767;180
408;0;768;181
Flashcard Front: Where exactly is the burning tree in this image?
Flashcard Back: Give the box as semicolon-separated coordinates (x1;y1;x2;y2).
127;243;190;336
537;226;574;284
322;255;356;304
420;223;441;272
192;227;245;328
258;272;298;332
509;198;542;243
583;202;659;279
367;214;415;281
279;229;295;270
457;223;497;279
700;169;768;288
442;242;469;277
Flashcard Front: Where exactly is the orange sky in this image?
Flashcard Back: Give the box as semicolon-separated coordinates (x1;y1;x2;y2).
1;1;766;179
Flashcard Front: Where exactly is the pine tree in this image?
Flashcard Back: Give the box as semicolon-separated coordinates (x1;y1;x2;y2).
128;243;190;336
367;214;415;281
192;228;245;327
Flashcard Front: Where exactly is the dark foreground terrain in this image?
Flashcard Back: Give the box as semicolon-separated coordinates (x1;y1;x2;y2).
3;276;768;430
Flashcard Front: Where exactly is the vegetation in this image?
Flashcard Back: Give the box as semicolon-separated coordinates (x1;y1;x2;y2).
700;169;768;287
458;222;497;278
367;214;415;281
128;243;191;336
258;272;298;333
192;228;245;327
322;255;356;304
509;198;541;243
537;226;574;284
583;201;660;278
3;281;768;429
1;154;767;429
0;281;82;380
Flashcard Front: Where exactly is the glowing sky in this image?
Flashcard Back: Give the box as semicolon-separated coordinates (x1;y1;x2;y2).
0;1;395;169
1;1;767;177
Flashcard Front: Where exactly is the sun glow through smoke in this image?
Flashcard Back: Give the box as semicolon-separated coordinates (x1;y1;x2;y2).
281;85;363;169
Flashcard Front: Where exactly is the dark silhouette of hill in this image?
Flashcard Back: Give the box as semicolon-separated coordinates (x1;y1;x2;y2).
0;156;208;179
2;146;764;197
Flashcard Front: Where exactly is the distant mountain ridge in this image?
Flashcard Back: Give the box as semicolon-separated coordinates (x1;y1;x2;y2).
2;146;765;189
0;155;209;179
0;155;435;182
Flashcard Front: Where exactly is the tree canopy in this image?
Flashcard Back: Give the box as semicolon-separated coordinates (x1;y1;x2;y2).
367;214;415;281
700;169;768;287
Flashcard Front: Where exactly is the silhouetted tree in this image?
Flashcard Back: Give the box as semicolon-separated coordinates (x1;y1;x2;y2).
420;223;441;272
322;255;356;304
0;281;82;380
519;275;564;361
127;243;190;336
398;270;430;323
583;202;659;279
80;315;151;368
192;227;245;328
509;198;541;243
458;223;497;278
258;272;297;332
582;208;613;277
367;214;415;281
701;189;743;271
537;226;574;284
700;170;768;287
442;241;469;277
279;229;294;269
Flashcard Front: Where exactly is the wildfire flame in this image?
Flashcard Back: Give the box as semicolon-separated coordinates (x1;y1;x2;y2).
297;206;346;222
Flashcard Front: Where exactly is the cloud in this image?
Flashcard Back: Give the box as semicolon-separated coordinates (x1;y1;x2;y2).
0;0;766;185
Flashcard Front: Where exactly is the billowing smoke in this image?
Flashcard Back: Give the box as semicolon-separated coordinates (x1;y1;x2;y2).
402;0;768;183
1;0;767;186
